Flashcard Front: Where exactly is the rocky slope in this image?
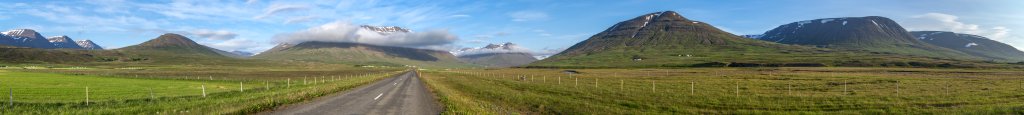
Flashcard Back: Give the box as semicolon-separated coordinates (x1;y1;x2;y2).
47;35;85;49
755;16;974;59
912;31;1024;61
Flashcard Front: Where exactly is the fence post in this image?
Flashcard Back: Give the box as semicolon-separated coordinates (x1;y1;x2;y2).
735;81;739;97
896;81;900;97
652;80;656;92
240;82;244;92
843;80;847;95
85;86;89;106
788;84;792;96
202;85;207;98
690;81;694;95
287;78;291;88
150;88;155;100
8;86;11;106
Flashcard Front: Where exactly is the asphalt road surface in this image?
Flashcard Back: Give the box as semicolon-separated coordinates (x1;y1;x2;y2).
265;71;441;115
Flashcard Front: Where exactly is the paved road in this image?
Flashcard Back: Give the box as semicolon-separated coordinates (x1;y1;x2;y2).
265;71;441;115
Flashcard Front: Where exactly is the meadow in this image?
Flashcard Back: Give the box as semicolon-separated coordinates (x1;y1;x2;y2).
422;67;1024;114
0;67;405;114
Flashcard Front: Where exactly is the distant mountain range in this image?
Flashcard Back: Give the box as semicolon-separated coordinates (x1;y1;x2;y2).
911;31;1024;61
529;11;1022;68
1;29;102;50
3;12;1023;68
253;25;475;68
454;42;538;67
753;16;974;59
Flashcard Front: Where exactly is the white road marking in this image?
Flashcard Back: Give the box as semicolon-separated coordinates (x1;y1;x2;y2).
374;93;384;100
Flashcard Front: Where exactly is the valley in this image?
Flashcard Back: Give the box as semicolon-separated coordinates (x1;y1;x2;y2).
2;1;1024;114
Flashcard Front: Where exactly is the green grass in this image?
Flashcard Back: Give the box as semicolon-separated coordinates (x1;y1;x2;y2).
0;69;407;114
422;68;1024;114
529;41;1019;68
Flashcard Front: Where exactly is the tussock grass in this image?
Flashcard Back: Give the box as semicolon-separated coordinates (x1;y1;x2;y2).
422;67;1024;114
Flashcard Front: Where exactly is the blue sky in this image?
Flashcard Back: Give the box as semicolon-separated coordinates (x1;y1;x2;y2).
1;0;1022;57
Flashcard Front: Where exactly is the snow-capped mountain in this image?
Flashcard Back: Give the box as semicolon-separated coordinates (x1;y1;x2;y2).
47;35;85;49
911;31;1024;61
75;40;104;50
230;50;255;56
452;42;533;56
454;42;538;67
360;25;411;34
740;34;763;39
754;16;971;59
1;29;57;49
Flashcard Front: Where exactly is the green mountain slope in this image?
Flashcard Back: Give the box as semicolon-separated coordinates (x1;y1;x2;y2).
912;31;1024;62
529;11;1005;68
254;41;476;68
755;16;977;60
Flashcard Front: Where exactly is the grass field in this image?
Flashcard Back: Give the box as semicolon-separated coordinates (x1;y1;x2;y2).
0;68;406;114
422;67;1024;114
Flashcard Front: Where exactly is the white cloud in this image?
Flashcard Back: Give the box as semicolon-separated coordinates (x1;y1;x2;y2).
190;29;238;40
508;10;549;22
903;13;1024;51
452;42;533;56
136;0;254;20
531;47;566;59
255;4;310;19
273;21;459;50
284;16;318;24
448;14;471;18
903;13;1011;40
206;38;260;51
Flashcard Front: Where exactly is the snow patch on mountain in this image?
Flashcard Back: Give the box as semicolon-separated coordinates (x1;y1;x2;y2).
452;42;532;56
965;42;978;48
273;21;457;50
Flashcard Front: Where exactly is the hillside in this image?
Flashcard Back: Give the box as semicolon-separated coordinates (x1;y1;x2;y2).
114;33;246;64
754;16;976;59
254;41;475;68
529;11;1004;68
454;42;538;67
47;36;85;49
1;29;57;49
912;31;1024;62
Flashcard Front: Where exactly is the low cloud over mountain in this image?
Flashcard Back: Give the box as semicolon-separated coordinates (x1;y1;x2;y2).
272;21;458;50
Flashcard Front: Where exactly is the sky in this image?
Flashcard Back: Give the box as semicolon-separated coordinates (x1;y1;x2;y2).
1;0;1023;58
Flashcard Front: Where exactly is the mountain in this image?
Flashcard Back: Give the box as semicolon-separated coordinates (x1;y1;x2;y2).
532;11;796;67
755;16;974;59
255;41;473;68
912;31;1024;61
740;34;763;39
230;51;255;56
117;33;232;59
47;35;85;49
454;42;538;67
75;40;104;50
529;11;1005;68
1;29;57;49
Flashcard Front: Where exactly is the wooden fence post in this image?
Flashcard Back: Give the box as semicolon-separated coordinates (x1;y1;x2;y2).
85;86;89;106
202;85;207;98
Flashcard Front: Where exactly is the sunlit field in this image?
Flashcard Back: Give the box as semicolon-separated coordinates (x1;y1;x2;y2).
0;68;406;114
423;68;1024;114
